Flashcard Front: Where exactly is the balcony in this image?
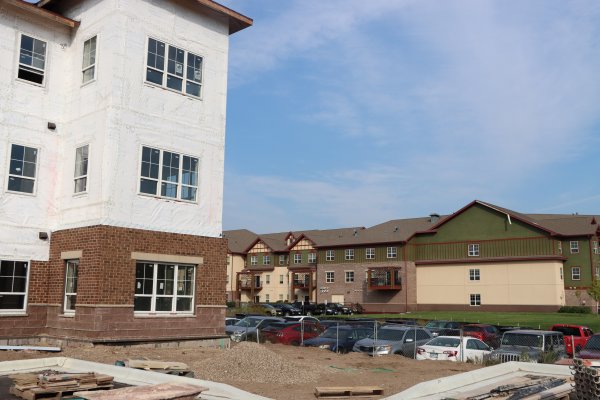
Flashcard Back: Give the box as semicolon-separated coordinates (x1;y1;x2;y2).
367;268;402;291
237;272;262;291
292;272;313;290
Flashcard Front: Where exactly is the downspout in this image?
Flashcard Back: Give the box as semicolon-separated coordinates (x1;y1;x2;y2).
404;243;409;312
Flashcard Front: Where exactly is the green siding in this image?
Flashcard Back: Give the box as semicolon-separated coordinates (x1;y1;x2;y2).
563;238;593;287
317;245;403;264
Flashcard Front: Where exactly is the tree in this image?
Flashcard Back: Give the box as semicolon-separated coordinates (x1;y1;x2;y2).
587;280;600;315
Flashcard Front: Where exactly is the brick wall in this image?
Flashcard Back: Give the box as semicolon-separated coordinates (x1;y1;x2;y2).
0;225;228;342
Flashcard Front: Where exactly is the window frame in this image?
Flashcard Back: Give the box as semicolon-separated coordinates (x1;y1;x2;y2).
279;255;287;265
81;35;98;85
572;266;581;281
293;253;302;264
345;271;355;283
17;33;47;86
593;241;599;255
468;243;480;257
63;259;79;315
387;247;397;259
138;145;199;203
308;253;317;264
345;249;354;261
469;268;480;281
73;144;89;194
262;255;271;265
6;143;39;195
570;241;579;254
365;248;375;260
470;294;481;307
250;255;257;266
265;274;270;285
0;259;30;314
279;275;284;284
326;250;335;262
134;261;195;315
325;271;334;283
144;37;203;99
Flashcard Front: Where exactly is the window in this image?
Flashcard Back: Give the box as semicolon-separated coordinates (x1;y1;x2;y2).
145;38;203;98
366;248;375;260
279;294;283;301
387;247;397;259
263;255;271;265
279;255;287;265
470;294;481;306
265;294;270;303
139;146;198;202
279;275;284;284
570;241;579;254
345;271;354;283
596;267;600;279
0;260;29;312
265;275;270;284
18;34;46;85
294;253;302;264
572;266;581;281
8;144;38;194
134;262;195;313
64;260;78;314
308;253;317;264
345;249;354;261
560;267;563;280
557;241;563;254
74;145;89;193
250;256;257;266
82;36;97;83
326;271;334;283
326;250;335;261
468;244;480;257
469;269;480;281
594;241;599;255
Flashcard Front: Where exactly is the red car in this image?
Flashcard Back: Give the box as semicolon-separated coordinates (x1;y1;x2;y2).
578;333;600;359
261;321;324;345
462;324;500;347
551;324;593;356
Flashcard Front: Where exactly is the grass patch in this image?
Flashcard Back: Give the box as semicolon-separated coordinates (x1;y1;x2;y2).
357;311;600;331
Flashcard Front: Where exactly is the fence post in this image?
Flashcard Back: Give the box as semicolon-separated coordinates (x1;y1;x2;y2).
301;320;305;345
460;329;464;362
572;335;576;359
336;322;339;354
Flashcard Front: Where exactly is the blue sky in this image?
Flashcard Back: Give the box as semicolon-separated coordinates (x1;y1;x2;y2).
221;0;600;233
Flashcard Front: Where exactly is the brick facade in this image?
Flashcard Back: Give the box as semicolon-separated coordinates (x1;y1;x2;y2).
0;225;227;343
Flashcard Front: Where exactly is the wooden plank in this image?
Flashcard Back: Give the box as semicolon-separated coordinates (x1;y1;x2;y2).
0;345;61;352
74;383;206;400
315;386;384;398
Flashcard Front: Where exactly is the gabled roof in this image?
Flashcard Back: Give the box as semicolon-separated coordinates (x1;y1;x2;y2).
525;214;600;237
36;0;252;34
8;0;79;28
223;229;257;254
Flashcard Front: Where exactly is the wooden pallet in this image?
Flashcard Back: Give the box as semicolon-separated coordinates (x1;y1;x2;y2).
314;386;384;398
9;372;114;400
10;384;114;400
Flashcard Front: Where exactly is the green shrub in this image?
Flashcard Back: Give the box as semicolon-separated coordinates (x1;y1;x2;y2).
226;301;236;308
557;306;592;314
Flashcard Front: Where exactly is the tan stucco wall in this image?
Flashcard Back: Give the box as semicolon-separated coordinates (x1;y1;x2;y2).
416;260;565;306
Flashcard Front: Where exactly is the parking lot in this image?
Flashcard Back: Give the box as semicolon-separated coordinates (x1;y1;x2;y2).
0;341;480;399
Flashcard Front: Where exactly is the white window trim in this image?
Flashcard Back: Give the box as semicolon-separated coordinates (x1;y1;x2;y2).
365;248;375;260
16;32;47;87
572;266;581;281
81;34;98;86
63;259;78;315
137;145;200;203
294;253;302;264
0;259;30;315
593;241;599;255
279;275;284;284
325;271;334;283
387;247;397;259
73;143;90;196
469;268;480;281
570;241;579;254
6;143;39;196
468;244;480;257
345;249;354;261
134;262;195;315
250;256;257;266
469;294;481;307
262;255;271;265
144;36;204;100
345;270;354;283
326;250;335;262
279;255;286;265
308;253;317;264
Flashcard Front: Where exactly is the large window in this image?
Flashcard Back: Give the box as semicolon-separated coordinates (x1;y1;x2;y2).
263;255;271;265
326;250;335;261
74;145;89;193
308;253;317;264
470;294;481;306
18;34;46;85
468;244;480;257
469;269;480;281
8;144;38;194
345;271;354;283
572;266;581;281
82;36;97;84
570;241;579;254
139;146;198;202
145;38;203;98
345;249;354;261
294;253;302;264
326;271;334;283
134;262;195;314
365;248;375;260
250;256;257;266
0;260;28;312
387;247;397;259
64;260;78;314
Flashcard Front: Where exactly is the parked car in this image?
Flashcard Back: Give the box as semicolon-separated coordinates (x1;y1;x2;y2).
284;316;320;323
225;316;284;342
316;303;339;315
550;324;593;356
272;303;302;316
261;321;324;345
416;336;492;362
577;333;600;359
259;304;283;316
292;301;322;316
353;326;432;357
462;324;500;347
225;317;240;326
489;330;566;363
330;303;353;315
423;320;463;337
303;325;374;353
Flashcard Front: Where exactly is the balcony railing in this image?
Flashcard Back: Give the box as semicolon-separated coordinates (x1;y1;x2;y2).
292;272;312;290
367;268;402;291
237;272;262;291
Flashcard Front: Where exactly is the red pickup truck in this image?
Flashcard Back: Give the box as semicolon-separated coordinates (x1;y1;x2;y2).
550;324;594;356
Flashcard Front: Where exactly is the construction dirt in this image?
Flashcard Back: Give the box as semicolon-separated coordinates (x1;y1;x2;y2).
0;342;481;399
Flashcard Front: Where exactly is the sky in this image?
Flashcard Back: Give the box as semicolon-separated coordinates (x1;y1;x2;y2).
220;0;600;233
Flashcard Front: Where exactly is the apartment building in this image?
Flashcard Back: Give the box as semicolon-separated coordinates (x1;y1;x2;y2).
0;0;251;343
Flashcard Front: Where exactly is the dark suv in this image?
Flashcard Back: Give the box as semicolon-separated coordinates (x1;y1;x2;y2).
490;330;566;363
303;325;373;353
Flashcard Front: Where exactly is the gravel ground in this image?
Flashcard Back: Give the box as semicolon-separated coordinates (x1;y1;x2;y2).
0;342;481;399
